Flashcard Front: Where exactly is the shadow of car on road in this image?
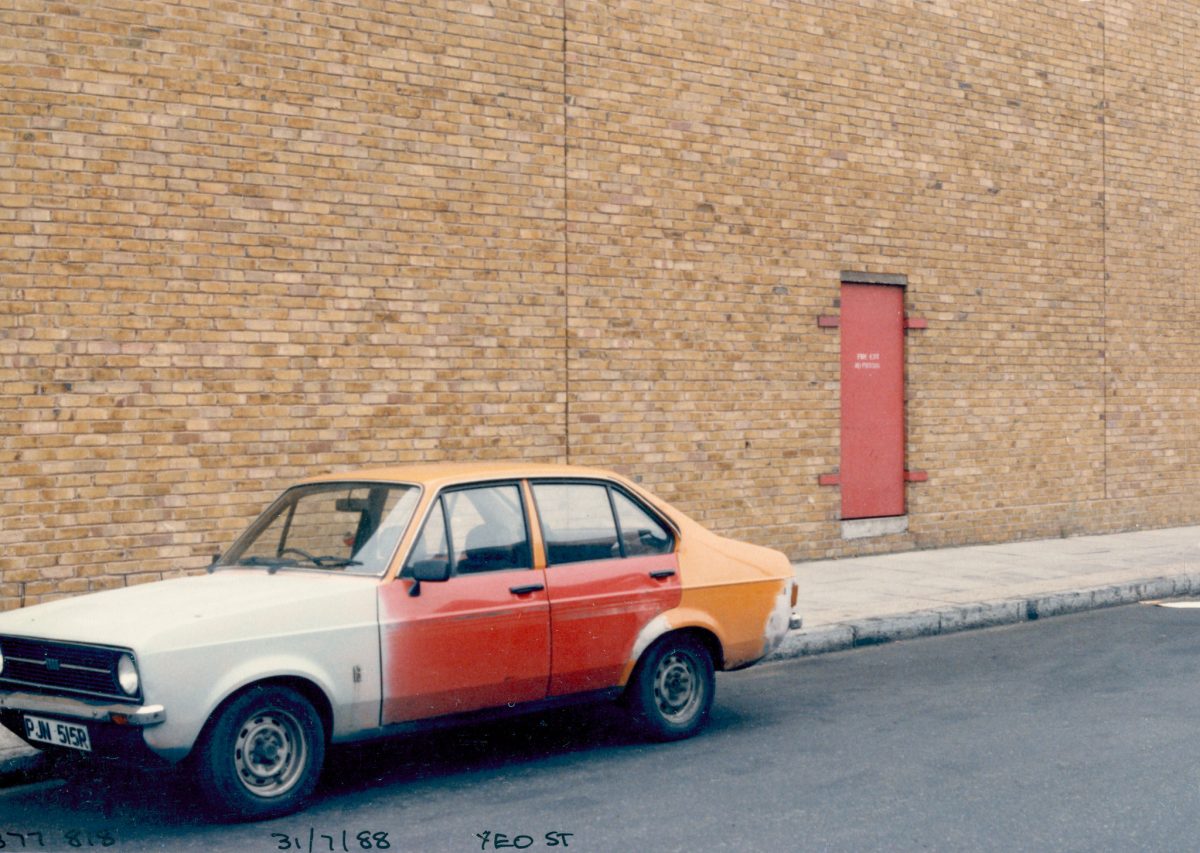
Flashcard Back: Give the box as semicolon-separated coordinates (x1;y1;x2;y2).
2;677;767;829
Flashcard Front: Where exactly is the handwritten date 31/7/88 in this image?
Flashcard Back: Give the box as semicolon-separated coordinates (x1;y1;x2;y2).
270;831;390;851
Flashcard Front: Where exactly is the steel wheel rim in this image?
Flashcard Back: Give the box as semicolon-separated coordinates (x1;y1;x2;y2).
652;651;703;723
233;708;307;799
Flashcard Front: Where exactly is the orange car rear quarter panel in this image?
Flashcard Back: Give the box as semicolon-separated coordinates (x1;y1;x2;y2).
675;580;790;668
621;521;795;678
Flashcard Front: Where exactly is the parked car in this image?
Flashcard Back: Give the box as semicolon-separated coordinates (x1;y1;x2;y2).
0;463;798;819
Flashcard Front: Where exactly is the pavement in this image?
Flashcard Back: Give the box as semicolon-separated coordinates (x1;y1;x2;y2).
771;522;1200;658
3;523;1200;786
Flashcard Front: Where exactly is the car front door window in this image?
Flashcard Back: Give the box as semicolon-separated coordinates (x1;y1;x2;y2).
402;499;450;578
444;485;531;573
403;484;532;576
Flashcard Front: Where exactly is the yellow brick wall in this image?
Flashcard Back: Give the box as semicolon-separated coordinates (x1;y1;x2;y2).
1104;0;1200;502
2;0;1199;605
0;0;568;607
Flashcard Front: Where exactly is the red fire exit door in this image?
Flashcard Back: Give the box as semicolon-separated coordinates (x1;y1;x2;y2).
840;283;905;519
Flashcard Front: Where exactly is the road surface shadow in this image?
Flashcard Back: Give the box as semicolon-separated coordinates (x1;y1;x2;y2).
319;701;639;799
0;674;771;828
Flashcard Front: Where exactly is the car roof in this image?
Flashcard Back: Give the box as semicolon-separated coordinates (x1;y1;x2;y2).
299;461;627;491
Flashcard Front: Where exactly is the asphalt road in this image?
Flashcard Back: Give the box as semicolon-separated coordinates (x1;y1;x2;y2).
3;603;1200;852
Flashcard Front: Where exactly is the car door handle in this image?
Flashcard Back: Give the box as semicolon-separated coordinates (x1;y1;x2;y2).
509;584;545;596
649;570;676;580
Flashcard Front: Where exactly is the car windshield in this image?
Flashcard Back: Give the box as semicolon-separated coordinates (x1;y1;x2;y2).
218;482;421;576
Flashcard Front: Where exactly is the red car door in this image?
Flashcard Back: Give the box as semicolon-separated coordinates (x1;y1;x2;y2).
530;481;682;697
377;483;550;724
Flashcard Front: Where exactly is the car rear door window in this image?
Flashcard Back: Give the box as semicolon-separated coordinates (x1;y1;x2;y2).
533;483;622;565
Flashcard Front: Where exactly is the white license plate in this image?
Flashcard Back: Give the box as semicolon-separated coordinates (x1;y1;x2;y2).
23;714;92;752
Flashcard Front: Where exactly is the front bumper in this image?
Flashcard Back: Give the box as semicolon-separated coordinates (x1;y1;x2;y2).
0;691;165;726
0;693;169;763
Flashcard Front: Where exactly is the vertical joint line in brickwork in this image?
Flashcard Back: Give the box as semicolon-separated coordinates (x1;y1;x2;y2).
1100;0;1109;500
562;0;571;465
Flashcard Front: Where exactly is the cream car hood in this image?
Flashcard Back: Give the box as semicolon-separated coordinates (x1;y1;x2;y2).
0;570;380;652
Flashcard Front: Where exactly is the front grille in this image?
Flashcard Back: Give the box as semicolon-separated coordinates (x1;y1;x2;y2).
0;636;136;703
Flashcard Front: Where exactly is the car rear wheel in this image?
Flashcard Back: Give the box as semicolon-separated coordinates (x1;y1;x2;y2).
626;634;714;741
192;685;324;821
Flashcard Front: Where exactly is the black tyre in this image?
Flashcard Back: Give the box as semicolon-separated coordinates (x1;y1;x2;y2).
626;634;715;741
191;685;325;821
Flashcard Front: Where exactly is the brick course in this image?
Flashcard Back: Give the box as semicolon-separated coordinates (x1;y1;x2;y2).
2;0;1199;606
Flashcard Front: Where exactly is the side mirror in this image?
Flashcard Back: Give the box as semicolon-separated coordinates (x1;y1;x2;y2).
206;552;222;574
406;559;450;597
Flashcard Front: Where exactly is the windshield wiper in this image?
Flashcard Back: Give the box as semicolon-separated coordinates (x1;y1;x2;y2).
236;556;297;573
232;554;362;573
311;556;363;570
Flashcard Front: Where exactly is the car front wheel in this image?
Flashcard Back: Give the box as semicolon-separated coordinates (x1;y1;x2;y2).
626;634;715;741
192;685;325;821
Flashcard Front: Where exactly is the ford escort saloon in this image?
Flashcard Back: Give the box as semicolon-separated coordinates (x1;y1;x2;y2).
0;463;797;820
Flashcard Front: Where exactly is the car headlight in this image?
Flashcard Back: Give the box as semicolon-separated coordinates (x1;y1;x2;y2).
0;643;4;676
116;653;139;697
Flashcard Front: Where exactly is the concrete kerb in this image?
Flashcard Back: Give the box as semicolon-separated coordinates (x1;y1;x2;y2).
766;570;1200;662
